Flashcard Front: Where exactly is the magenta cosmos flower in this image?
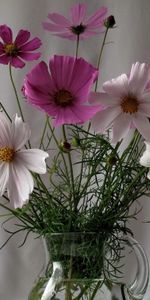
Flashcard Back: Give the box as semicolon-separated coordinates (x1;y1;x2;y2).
0;25;42;68
90;62;150;143
23;55;101;126
42;3;107;40
0;113;49;208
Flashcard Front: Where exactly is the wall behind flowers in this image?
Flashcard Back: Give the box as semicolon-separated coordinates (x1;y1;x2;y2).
0;0;150;299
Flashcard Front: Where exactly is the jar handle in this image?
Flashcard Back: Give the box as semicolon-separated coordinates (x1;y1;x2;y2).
124;236;149;299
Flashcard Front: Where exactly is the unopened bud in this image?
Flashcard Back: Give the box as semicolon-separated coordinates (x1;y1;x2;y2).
60;141;71;153
72;137;81;147
106;154;117;166
104;15;116;29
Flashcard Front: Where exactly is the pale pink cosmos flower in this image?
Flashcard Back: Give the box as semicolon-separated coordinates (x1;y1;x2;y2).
42;3;107;40
23;55;102;126
0;113;49;208
0;25;42;68
90;62;150;143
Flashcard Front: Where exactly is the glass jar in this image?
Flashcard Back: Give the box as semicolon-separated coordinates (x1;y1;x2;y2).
28;233;149;300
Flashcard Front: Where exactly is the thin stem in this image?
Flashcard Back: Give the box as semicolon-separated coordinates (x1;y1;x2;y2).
62;125;75;204
121;284;126;300
87;28;109;133
75;35;80;58
9;64;31;148
94;27;109;92
0;102;12;121
39;115;49;148
9;64;24;121
89;280;103;300
47;118;70;184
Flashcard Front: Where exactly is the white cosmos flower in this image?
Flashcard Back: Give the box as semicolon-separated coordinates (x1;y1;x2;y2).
140;141;150;179
0;113;49;208
89;62;150;143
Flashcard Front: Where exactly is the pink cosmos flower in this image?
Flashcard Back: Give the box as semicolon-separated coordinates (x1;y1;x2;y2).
23;55;101;126
90;62;150;143
0;25;42;68
0;113;49;208
42;3;107;40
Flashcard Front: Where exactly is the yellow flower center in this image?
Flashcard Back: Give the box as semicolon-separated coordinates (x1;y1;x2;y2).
4;43;18;56
0;147;15;162
54;89;73;107
121;95;139;114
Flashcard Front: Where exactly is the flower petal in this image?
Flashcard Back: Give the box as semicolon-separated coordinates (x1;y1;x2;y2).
0;54;10;65
0;25;13;43
42;22;66;32
15;29;30;46
112;113;132;143
139;102;150;117
86;7;107;27
103;74;129;97
17;149;49;174
7;162;34;208
20;37;42;51
19;52;41;61
49;55;98;97
25;61;54;94
0;113;11;146
129;62;150;94
133;114;150;141
11;56;25;68
70;3;87;24
11;114;31;150
140;149;150;167
47;13;71;26
91;106;121;132
0;163;9;196
89;91;118;106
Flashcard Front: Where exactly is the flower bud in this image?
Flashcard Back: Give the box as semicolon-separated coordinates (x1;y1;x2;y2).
72;137;81;147
106;154;117;166
60;141;71;153
104;15;116;29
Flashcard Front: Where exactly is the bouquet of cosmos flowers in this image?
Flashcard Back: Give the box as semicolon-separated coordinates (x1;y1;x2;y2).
0;3;150;298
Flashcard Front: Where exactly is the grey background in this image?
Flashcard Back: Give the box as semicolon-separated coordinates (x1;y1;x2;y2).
0;0;150;299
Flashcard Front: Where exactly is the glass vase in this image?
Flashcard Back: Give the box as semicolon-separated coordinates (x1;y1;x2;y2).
28;233;149;300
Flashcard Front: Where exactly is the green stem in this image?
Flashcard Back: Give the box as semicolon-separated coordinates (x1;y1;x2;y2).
47;118;70;182
94;27;109;92
0;102;12;121
9;64;24;121
87;28;109;133
62;125;75;205
89;280;103;300
75;35;80;58
39;115;49;148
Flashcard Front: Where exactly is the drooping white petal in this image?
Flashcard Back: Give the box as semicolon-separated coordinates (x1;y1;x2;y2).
103;74;129;97
7;162;34;208
11;114;31;150
140;149;150;167
16;149;49;174
88;91;119;106
147;170;150;179
91;106;121;133
129;62;150;94
144;141;150;151
112;113;132;143
0;113;11;147
0;162;9;196
133;114;150;141
41;262;63;300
